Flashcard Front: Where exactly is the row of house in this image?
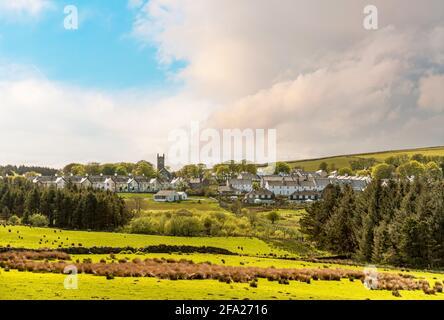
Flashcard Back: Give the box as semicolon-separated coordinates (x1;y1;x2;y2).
29;174;184;193
220;171;371;204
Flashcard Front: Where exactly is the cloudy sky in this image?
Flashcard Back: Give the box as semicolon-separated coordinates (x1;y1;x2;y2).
0;0;444;168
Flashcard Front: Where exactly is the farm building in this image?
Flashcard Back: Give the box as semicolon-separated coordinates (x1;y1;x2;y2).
154;190;185;202
244;188;275;204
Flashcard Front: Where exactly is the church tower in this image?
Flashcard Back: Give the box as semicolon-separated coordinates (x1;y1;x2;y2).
157;153;165;171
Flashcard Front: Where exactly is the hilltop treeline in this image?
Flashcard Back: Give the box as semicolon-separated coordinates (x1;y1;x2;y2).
301;179;444;268
0;178;129;231
62;161;156;178
0;165;58;177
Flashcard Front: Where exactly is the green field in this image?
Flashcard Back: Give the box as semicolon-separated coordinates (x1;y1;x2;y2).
287;146;444;171
2;270;443;300
2;226;444;300
0;225;288;256
121;193;226;213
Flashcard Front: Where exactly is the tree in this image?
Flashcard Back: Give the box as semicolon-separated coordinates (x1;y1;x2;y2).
324;185;357;254
101;163;116;175
385;154;409;167
356;169;371;177
425;161;442;180
84;162;101;175
371;163;394;180
338;167;353;176
274;162;291;175
132;161;155;177
28;213;49;227
396;160;425;178
23;171;40;178
350;158;377;171
245;163;257;174
266;211;280;224
214;164;230;180
300;184;341;248
318;162;328;171
70;165;86;175
115;165;128;176
63;163;81;175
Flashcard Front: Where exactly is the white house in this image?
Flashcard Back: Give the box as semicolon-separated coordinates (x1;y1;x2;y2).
154;190;181;202
177;191;188;200
33;176;58;188
128;176;151;193
264;179;299;196
81;175;107;190
244;188;275;204
112;175;131;193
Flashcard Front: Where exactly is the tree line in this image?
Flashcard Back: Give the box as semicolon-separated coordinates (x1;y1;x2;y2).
0;165;58;177
300;178;444;268
0;177;130;231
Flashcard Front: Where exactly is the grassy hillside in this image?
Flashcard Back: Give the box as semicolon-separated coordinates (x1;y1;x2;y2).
287;146;444;171
0;225;288;256
3;271;444;300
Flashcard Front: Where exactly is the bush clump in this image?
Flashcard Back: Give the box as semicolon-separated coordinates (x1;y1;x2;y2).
28;214;49;227
7;215;22;226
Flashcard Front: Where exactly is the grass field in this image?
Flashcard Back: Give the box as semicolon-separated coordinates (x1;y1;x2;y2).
2;213;444;300
287;146;444;171
2;270;443;300
0;225;289;256
121;193;226;213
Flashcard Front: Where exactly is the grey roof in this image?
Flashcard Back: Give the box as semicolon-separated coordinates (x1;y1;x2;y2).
246;188;274;196
112;176;131;183
155;190;178;196
266;180;299;187
229;178;253;185
133;176;151;183
237;172;260;180
84;176;108;183
290;190;321;196
313;178;332;188
64;176;84;183
34;176;58;183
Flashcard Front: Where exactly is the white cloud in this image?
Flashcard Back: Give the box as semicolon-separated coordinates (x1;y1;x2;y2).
0;68;211;167
129;0;444;162
418;74;444;112
128;0;145;10
0;0;53;18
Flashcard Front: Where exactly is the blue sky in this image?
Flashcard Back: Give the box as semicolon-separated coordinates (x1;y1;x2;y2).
0;0;182;90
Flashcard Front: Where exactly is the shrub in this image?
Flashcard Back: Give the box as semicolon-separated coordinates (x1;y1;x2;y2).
392;290;401;297
7;215;21;226
128;217;158;234
28;214;49;227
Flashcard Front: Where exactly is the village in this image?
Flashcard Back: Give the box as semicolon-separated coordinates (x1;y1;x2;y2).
26;154;371;204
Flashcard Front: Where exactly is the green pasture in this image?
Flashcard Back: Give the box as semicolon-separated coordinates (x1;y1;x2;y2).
287;146;444;171
1;270;443;300
121;193;227;213
0;225;288;256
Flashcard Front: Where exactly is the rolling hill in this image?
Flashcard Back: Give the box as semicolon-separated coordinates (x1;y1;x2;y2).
286;146;444;171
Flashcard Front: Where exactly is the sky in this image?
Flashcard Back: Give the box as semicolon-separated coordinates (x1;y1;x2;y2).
0;0;444;168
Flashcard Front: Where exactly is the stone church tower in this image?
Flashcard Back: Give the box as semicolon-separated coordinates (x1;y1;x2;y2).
157;153;165;171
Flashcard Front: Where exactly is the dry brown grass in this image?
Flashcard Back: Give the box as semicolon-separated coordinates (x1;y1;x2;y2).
0;251;434;292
